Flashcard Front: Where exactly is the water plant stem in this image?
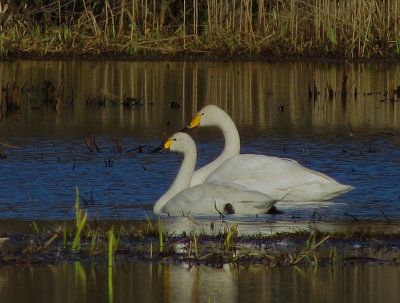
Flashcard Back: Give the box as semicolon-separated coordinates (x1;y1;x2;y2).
158;218;163;253
108;226;115;267
293;235;331;265
72;187;88;251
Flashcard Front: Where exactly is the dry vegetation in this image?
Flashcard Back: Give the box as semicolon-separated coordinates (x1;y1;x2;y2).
0;0;399;59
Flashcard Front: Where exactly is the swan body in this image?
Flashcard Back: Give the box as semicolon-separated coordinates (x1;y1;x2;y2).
205;154;353;201
153;132;276;216
186;105;354;201
161;182;276;215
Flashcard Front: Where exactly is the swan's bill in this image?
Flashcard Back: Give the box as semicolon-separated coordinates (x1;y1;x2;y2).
189;113;202;129
164;138;174;149
151;138;174;153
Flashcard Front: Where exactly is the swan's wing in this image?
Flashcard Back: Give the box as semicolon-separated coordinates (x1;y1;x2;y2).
161;182;276;215
206;154;334;187
205;154;353;201
204;182;276;214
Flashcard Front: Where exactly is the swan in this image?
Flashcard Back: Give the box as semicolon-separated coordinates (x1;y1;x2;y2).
153;132;276;216
184;105;354;201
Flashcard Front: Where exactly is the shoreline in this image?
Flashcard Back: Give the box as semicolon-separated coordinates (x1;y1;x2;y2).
2;1;400;62
0;218;399;266
3;52;400;64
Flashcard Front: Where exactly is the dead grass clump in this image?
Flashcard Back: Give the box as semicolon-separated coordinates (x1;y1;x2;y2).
0;1;399;58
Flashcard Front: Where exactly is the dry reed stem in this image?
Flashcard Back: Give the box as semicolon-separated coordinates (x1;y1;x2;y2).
0;0;399;58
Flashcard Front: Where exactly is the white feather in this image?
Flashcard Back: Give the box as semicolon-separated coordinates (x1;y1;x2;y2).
187;105;354;201
154;132;276;216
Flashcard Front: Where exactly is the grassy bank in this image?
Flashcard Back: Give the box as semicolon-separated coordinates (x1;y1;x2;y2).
0;189;399;266
0;0;399;59
1;219;400;266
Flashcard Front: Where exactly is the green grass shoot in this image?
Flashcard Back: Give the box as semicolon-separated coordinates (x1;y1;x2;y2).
223;225;237;251
72;210;87;251
108;226;115;267
107;228;115;303
72;188;88;251
32;222;39;234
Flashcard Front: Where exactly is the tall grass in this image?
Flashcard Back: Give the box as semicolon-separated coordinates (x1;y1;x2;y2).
0;0;399;58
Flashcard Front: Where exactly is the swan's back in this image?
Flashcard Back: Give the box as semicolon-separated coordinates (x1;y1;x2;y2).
205;154;354;201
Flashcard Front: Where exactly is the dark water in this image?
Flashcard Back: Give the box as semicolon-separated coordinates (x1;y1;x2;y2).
1;261;400;303
0;60;399;222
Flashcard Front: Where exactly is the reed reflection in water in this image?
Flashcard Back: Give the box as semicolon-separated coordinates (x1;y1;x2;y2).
0;60;400;137
0;261;399;303
0;60;399;220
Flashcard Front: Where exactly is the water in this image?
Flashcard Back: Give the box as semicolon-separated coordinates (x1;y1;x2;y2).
0;60;399;222
1;261;400;303
1;60;400;303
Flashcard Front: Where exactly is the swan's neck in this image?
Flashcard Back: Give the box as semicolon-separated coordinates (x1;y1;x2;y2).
190;111;240;186
219;114;240;159
154;146;197;213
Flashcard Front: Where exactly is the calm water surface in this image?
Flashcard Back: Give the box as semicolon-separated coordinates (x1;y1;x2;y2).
0;60;399;222
1;261;400;303
1;60;400;303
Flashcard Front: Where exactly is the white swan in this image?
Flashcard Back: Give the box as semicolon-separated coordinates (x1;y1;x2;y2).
185;105;354;201
153;132;276;216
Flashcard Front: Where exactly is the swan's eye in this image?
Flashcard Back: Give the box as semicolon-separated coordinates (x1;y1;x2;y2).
173;138;177;141
201;113;204;115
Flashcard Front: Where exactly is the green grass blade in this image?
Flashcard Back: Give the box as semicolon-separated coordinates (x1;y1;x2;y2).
108;226;115;267
72;210;88;251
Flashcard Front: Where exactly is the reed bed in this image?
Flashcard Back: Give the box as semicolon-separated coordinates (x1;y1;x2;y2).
0;0;399;59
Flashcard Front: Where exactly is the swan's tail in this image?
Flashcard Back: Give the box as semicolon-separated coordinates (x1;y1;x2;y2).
280;183;354;202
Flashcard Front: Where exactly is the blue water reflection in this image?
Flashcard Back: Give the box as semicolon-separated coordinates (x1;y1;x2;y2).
0;128;399;221
0;60;400;222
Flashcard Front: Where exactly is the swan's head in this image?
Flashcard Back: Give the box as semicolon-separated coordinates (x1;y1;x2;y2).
185;105;226;130
155;132;195;154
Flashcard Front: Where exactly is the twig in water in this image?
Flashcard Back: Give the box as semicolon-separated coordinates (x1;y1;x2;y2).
93;137;101;152
115;139;122;153
293;235;331;265
85;137;94;152
0;142;17;149
214;199;224;218
344;212;359;221
379;207;392;220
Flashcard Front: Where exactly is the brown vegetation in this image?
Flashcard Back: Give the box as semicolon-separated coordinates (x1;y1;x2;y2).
0;0;399;59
